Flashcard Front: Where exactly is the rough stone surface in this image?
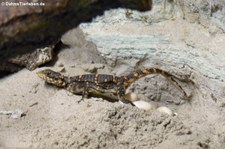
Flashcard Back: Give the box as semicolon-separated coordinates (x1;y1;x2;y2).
79;7;225;148
0;0;151;50
152;0;225;31
0;0;151;73
180;0;225;31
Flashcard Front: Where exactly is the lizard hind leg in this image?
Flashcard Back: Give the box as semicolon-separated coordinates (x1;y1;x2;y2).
116;85;133;104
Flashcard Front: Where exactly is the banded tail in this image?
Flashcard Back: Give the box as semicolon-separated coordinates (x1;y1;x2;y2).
123;68;188;97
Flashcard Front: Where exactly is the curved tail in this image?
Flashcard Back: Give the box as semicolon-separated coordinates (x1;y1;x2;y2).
123;68;189;97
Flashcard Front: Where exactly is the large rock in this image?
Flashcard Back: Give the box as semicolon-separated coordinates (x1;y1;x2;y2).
152;0;225;31
0;0;152;51
0;0;152;72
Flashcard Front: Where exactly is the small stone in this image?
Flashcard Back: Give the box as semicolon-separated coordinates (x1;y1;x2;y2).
84;64;105;73
156;106;173;116
0;109;25;118
57;62;64;67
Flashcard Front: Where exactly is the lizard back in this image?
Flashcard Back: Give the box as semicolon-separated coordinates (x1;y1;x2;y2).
71;74;120;85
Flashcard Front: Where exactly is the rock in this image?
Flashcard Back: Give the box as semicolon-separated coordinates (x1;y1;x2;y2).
77;7;225;148
156;106;173;116
0;109;25;119
0;0;152;50
8;45;54;71
151;0;225;31
82;64;105;73
0;0;152;72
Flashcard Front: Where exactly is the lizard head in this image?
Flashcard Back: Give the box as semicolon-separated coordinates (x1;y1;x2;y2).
37;69;67;87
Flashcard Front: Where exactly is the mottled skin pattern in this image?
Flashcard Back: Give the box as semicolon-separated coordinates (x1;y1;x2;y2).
37;68;190;102
37;69;125;102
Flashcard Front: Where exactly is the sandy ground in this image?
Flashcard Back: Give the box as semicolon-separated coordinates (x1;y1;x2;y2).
1;8;225;149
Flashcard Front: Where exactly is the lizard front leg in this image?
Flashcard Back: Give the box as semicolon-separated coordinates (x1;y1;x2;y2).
79;82;90;102
67;81;91;103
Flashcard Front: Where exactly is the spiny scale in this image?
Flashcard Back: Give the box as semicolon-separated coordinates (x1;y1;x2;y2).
37;69;118;87
71;74;119;85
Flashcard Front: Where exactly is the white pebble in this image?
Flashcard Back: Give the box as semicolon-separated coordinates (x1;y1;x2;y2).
132;100;153;111
156;106;173;116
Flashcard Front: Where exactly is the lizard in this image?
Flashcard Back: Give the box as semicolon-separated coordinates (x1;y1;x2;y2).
37;69;126;102
37;68;192;103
